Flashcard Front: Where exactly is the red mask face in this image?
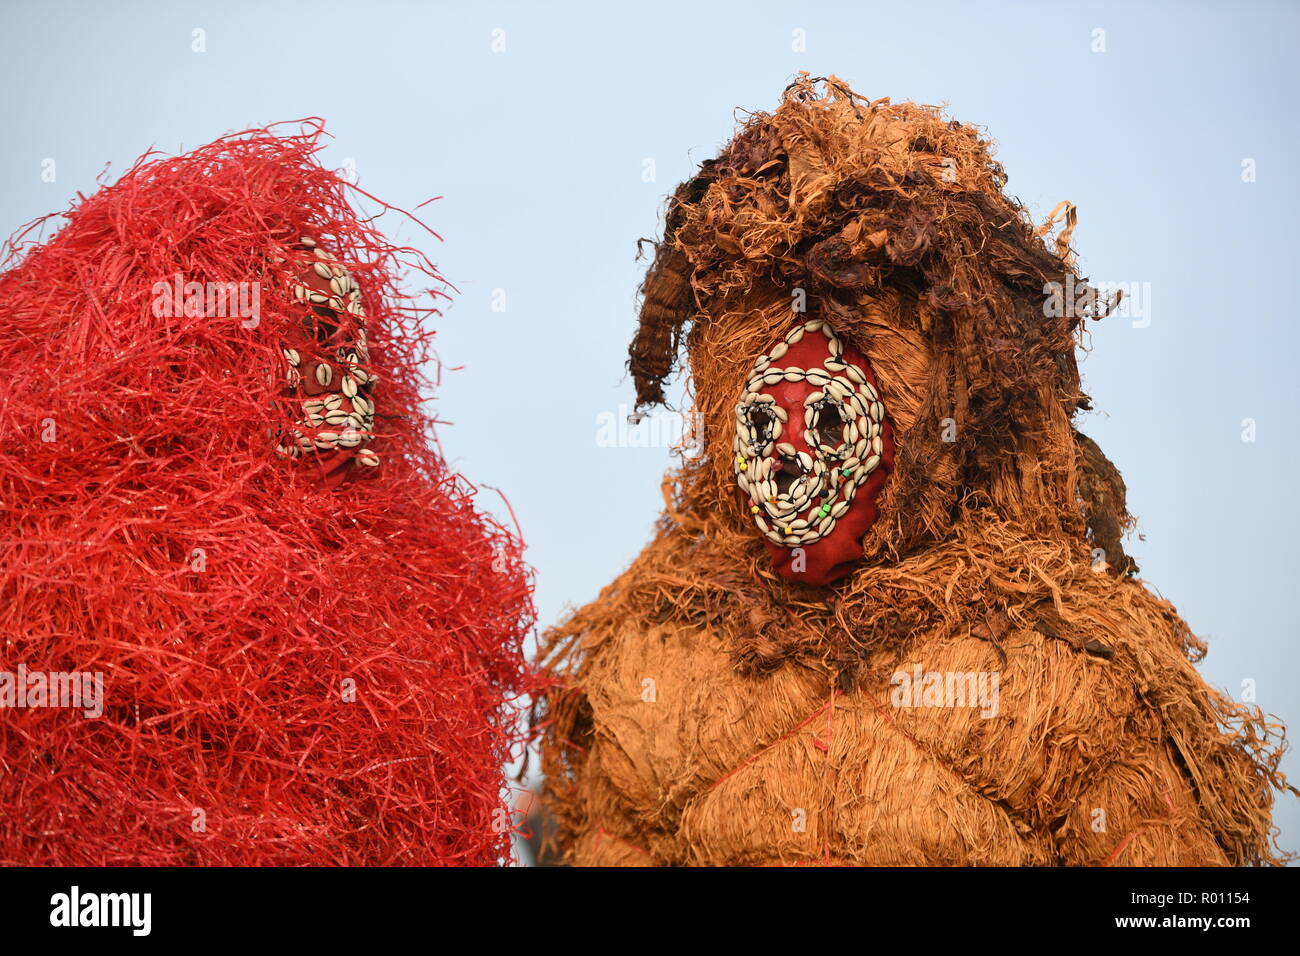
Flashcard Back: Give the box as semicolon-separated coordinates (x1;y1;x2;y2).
732;319;894;585
275;236;379;490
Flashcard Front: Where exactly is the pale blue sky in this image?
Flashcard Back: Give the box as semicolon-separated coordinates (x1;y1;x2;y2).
3;0;1297;858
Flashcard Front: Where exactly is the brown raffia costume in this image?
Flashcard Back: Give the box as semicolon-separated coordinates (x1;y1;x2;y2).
538;77;1293;866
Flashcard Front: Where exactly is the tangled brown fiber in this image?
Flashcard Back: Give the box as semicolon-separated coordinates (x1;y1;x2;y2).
537;76;1293;866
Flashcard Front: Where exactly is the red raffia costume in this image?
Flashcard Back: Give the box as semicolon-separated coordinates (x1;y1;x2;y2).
0;123;534;865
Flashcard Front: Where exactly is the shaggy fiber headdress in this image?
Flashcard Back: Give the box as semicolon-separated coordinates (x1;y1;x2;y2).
631;75;1126;572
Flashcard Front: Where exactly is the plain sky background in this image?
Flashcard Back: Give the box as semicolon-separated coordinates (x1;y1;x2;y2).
3;0;1297;860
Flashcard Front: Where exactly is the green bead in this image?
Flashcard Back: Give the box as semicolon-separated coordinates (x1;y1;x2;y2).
841;467;853;477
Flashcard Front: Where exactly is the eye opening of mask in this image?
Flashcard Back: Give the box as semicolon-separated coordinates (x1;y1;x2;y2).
735;397;784;457
807;398;849;456
748;404;776;435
